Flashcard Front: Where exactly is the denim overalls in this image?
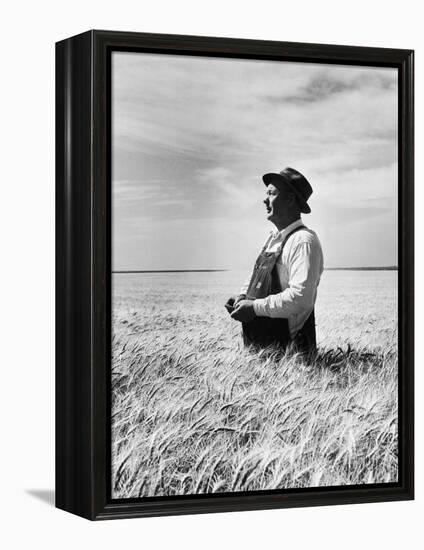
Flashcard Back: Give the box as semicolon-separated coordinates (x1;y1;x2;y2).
242;225;316;354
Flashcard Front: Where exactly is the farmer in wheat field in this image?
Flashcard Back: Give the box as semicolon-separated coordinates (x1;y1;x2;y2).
225;167;324;357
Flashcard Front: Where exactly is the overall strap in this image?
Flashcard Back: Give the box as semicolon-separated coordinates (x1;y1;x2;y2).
260;232;275;254
246;224;306;300
270;224;305;294
275;224;306;256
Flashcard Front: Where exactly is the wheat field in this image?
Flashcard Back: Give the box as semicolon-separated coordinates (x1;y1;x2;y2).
111;270;398;498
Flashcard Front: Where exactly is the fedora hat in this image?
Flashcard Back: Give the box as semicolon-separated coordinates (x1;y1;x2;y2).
262;167;312;214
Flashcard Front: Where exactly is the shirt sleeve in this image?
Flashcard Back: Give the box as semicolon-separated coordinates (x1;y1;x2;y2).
253;240;322;318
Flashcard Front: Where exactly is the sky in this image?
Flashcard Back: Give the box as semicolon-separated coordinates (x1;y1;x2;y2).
112;52;398;270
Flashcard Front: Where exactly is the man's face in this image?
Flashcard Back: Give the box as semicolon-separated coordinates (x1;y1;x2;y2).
263;183;294;223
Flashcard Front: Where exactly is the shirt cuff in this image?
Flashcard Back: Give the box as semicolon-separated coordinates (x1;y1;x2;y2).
253;299;268;317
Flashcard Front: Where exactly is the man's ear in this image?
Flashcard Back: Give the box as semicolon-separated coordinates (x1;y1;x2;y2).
288;192;296;206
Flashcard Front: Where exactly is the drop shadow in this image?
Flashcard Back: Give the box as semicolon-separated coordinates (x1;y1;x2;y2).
26;489;55;507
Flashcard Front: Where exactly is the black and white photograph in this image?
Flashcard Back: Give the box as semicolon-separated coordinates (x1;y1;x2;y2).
111;51;399;499
2;0;421;542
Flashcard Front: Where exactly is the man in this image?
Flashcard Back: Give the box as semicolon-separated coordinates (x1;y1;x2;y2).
225;167;324;356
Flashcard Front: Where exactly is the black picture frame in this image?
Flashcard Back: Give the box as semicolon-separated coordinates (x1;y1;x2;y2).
56;29;414;520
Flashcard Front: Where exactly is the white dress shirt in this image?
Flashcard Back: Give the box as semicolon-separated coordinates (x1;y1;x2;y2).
239;219;324;338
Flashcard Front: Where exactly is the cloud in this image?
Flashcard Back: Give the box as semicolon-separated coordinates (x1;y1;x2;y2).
195;166;258;209
263;70;397;105
318;204;391;225
265;76;357;105
113;178;168;197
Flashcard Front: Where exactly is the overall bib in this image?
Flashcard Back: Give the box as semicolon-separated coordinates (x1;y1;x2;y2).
242;226;316;354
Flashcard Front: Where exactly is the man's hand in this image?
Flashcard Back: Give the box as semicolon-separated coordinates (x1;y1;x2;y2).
234;294;246;306
224;296;236;313
231;299;256;322
224;294;246;314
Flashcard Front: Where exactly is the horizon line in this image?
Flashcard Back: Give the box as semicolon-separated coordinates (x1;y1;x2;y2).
112;266;398;274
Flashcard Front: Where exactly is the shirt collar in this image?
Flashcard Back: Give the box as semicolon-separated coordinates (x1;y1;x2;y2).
271;218;304;240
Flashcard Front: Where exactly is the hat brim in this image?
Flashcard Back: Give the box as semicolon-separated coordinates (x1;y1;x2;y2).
263;173;311;214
